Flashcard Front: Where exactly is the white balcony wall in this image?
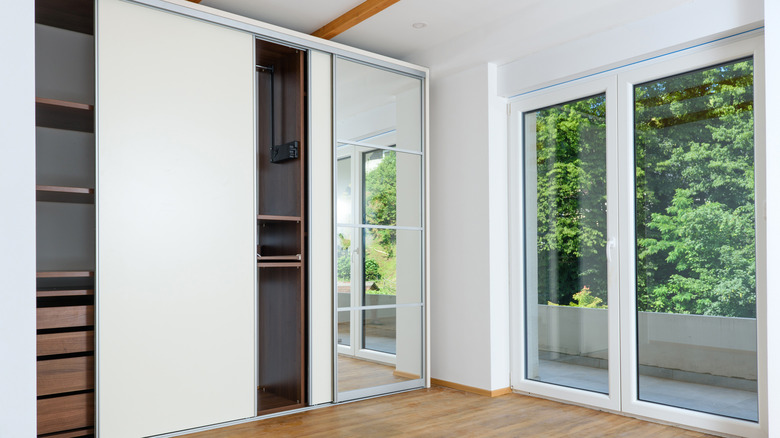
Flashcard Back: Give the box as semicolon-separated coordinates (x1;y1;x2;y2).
537;305;757;380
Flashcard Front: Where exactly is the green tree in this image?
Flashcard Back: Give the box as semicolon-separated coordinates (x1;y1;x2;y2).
533;59;755;318
534;95;607;306
364;257;381;281
635;59;755;317
337;233;351;281
364;152;397;257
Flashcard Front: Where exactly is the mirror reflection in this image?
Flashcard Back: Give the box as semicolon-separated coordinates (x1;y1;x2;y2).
335;58;424;397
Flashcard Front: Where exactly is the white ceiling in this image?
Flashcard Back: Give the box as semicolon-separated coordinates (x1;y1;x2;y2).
196;0;692;74
197;0;545;59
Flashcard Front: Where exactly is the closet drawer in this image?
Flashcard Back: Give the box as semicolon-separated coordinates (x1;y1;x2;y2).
37;356;94;396
37;305;94;330
37;393;94;435
37;331;94;356
38;427;94;438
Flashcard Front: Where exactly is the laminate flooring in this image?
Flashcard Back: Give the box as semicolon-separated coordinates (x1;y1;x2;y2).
184;386;716;437
337;355;413;393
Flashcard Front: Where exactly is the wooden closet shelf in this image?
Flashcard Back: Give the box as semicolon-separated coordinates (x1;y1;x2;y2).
36;185;95;204
37;289;94;298
36;0;94;35
35;97;93;111
37;271;94;279
257;214;302;222
37;426;95;438
36;98;94;133
257;255;301;261
258;262;302;268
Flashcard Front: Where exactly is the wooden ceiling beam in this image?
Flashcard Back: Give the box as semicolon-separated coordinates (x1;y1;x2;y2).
311;0;401;40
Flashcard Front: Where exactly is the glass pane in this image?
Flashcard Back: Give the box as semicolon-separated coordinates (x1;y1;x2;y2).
362;228;422;305
337;156;354;224
635;58;757;421
338;310;351;347
336;58;422;152
362;148;421;228
524;93;608;394
337;226;356;308
335;146;422;228
337;306;422;394
362;308;396;354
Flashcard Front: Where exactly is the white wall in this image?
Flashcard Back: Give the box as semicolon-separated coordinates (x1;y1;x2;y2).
429;64;508;390
536;306;757;380
0;1;37;436
763;0;779;435
486;64;511;391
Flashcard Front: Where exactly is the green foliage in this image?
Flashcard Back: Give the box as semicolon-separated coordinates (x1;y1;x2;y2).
337;233;351;282
635;59;755;317
534;59;756;318
534;95;608;306
364;152;397;257
364;257;381;281
363;151;398;296
546;286;605;308
570;286;605;308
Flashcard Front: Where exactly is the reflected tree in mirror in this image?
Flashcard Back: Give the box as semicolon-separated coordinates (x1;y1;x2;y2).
364;150;398;296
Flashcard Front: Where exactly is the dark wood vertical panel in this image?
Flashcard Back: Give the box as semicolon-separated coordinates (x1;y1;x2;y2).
258;267;303;403
36;0;94;35
258;220;302;257
256;39;307;413
256;42;304;218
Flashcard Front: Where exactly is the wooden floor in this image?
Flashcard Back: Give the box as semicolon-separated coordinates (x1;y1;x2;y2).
184;386;715;437
337;355;412;392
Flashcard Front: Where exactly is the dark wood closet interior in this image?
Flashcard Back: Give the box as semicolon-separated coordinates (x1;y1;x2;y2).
255;39;308;415
35;0;96;436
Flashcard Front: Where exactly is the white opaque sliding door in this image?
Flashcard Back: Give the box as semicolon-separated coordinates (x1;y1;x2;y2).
97;0;256;436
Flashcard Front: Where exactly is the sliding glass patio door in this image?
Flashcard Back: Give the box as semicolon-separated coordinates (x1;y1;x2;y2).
511;35;764;437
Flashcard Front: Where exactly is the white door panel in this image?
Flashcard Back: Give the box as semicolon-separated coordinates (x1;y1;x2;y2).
97;0;255;436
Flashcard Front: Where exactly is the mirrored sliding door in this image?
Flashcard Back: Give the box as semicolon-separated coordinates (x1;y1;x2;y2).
334;57;425;401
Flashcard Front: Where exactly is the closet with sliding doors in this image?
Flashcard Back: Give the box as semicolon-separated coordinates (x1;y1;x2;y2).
28;0;427;436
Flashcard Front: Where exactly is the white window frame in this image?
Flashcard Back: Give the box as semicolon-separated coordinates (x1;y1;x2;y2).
617;34;766;438
509;32;766;438
509;76;621;413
